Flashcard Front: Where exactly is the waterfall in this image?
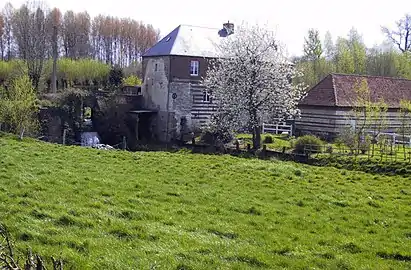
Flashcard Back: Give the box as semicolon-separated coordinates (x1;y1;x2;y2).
81;132;100;147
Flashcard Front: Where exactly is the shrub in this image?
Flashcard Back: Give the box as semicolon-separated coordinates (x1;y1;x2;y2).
294;135;324;154
122;75;142;86
263;135;273;144
200;129;233;146
108;66;124;88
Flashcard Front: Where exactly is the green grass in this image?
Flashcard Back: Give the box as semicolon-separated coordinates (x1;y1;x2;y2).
236;134;293;151
0;134;410;269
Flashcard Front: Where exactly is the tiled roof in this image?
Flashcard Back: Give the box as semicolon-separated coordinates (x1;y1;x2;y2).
142;24;233;58
299;73;411;108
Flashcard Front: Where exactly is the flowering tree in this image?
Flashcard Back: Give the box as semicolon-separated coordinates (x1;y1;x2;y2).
203;23;306;149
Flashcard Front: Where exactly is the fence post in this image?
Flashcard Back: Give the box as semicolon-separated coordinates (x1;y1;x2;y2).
262;145;267;157
123;136;127;150
262;123;265;134
62;129;67;145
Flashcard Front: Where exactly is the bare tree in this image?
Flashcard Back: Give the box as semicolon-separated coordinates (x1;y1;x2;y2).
75;11;90;58
62;10;76;58
0;13;4;60
12;2;49;91
381;13;411;53
47;7;61;92
2;2;15;60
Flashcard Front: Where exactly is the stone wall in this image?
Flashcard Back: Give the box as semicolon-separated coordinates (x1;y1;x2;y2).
168;82;193;139
142;57;170;111
38;107;63;143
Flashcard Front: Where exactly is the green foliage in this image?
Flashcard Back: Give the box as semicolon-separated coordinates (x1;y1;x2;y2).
297;28;410;89
45;58;110;87
335;37;355;74
108;66;124;88
263;134;273;144
0;136;410;269
294;135;324;154
395;52;411;79
122;75;142;86
0;75;39;137
0;60;27;85
342;78;388;155
303;28;323;61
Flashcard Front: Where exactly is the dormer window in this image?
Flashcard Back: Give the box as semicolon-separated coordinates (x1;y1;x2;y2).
190;60;199;76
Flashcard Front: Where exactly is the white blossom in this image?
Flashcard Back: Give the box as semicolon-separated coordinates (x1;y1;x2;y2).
202;23;307;148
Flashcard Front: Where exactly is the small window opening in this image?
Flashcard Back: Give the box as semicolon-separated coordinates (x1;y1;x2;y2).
190;60;199;76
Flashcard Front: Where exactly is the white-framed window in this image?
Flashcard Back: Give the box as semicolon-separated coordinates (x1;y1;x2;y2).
203;90;211;102
190;60;199;76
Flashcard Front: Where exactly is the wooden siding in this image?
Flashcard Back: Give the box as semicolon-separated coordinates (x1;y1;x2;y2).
189;82;218;128
296;106;411;138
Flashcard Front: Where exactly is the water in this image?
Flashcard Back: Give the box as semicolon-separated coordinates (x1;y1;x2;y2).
81;132;100;147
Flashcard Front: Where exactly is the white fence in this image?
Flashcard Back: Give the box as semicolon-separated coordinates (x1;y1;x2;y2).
262;122;293;136
366;131;411;146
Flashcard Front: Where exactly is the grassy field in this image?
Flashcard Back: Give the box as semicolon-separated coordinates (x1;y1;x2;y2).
0;134;410;269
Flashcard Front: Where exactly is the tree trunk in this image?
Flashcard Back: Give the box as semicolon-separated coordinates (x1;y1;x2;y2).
51;25;58;93
253;125;261;150
19;127;25;140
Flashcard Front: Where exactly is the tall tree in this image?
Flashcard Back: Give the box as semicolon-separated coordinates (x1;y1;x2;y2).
47;7;61;93
303;28;323;61
347;28;366;74
2;3;14;60
366;45;398;77
303;29;324;83
0;13;4;60
335;37;355;73
324;31;335;60
12;2;49;91
75;11;90;58
381;13;411;53
0;75;38;139
203;23;306;149
62;10;76;58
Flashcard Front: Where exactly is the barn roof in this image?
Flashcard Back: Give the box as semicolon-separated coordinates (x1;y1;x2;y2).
299;73;411;108
142;24;234;58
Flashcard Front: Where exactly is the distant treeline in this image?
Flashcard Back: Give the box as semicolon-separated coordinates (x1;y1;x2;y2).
293;14;411;88
0;2;159;65
0;1;159;91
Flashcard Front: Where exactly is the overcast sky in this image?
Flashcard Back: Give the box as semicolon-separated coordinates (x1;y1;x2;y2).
5;0;411;56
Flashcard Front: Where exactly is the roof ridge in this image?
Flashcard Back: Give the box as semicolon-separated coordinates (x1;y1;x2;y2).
331;74;338;106
179;24;221;30
331;72;411;82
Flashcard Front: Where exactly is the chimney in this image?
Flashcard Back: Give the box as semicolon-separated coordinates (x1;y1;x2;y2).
223;21;234;35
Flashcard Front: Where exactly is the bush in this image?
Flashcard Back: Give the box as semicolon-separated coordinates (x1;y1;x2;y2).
263;135;273;144
200;130;233;146
108;66;124;88
294;135;324;154
122;75;142;86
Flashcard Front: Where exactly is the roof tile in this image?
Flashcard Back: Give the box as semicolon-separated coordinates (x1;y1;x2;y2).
299;73;411;108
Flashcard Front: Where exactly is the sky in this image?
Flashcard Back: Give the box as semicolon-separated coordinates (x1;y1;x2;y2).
4;0;411;57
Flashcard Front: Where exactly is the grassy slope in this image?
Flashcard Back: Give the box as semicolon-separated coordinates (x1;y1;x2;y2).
0;134;410;269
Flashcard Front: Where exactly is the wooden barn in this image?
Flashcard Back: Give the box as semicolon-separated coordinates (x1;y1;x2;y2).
295;73;411;139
